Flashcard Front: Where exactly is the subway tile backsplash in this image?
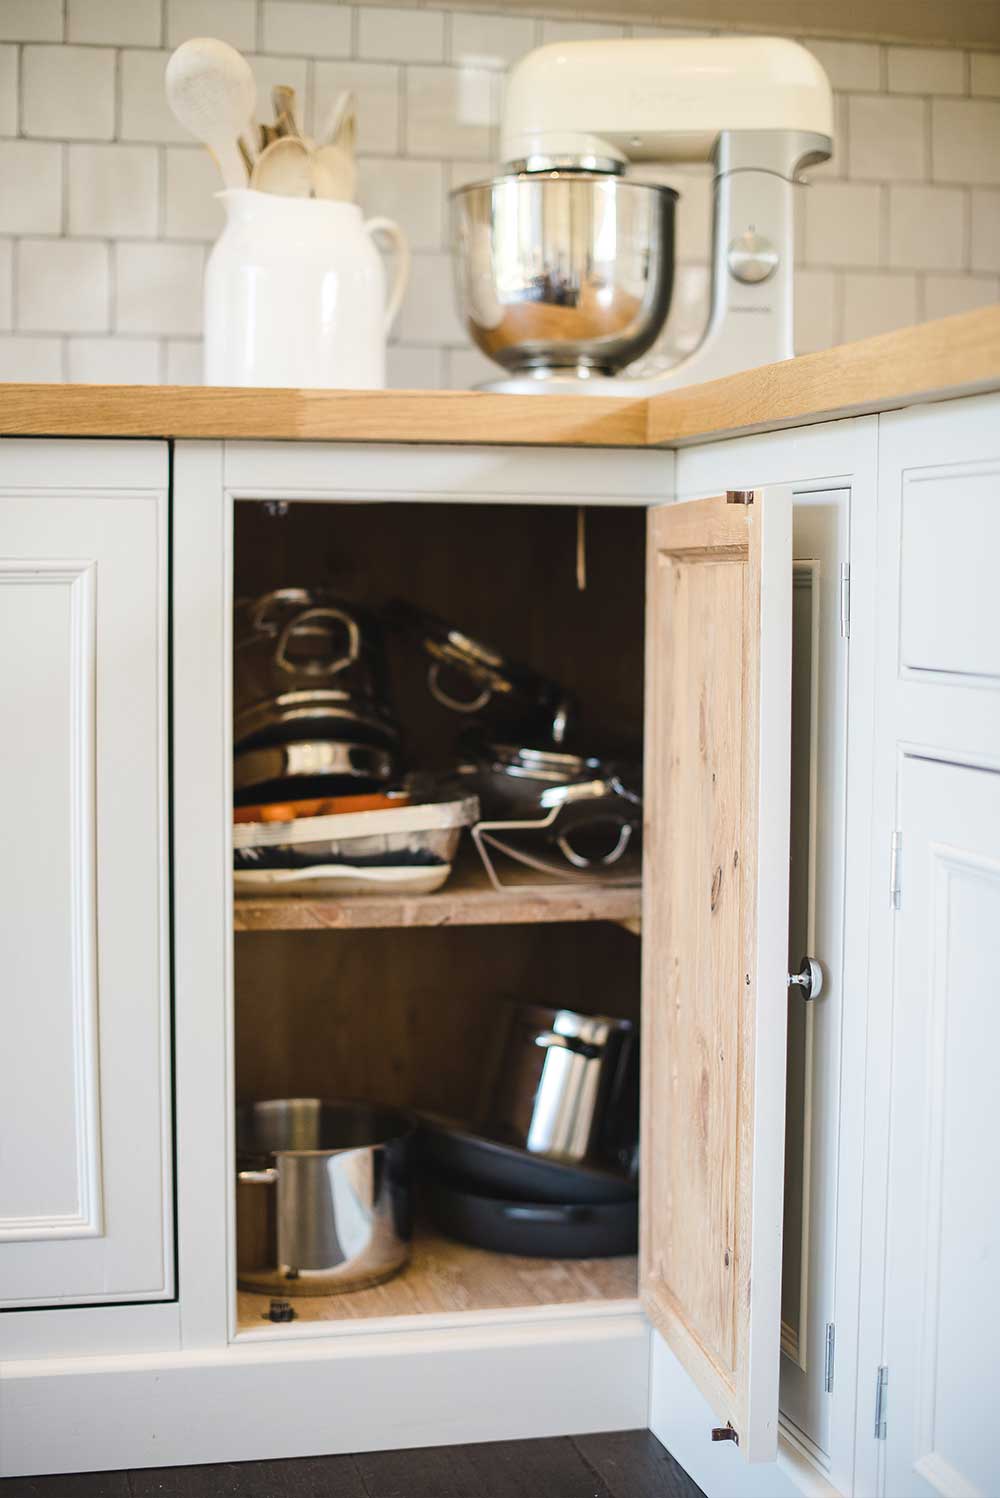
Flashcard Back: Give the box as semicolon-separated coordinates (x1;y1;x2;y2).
0;0;996;386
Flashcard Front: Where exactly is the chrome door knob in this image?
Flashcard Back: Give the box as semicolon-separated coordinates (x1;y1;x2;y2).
787;956;823;1001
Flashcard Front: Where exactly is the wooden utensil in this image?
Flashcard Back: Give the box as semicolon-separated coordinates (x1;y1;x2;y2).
250;135;314;197
271;84;301;138
165;37;256;189
312;90;358;201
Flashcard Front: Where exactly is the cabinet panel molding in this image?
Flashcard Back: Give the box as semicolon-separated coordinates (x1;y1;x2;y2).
641;487;793;1463
0;559;101;1243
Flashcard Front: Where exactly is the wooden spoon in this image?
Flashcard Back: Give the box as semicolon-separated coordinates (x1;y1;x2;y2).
165;37;256;188
250;135;314;197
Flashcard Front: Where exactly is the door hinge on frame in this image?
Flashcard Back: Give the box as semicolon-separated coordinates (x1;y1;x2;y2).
840;562;851;638
711;1423;740;1445
874;1365;888;1440
890;831;902;910
726;489;756;505
824;1322;836;1393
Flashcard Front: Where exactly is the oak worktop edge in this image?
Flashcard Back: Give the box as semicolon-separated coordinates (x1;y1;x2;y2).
0;308;996;448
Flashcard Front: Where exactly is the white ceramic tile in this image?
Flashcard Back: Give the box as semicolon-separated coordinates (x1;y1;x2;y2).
971;188;1000;272
18;238;110;332
970;53;1000;98
446;343;498;389
261;1;350;59
450;12;535;70
165;147;225;240
0;46;17;135
314;61;400;154
793;268;838;354
923;273;999;317
448;159;490;191
0;0;62;43
0;335;63;380
800;38;880;92
22;45;115;140
888;183;966;269
539;18;625;43
358;158;445;251
165;337;203;383
932;98;1000;184
359;7;444;64
121;50;190;143
395;249;465;344
405;65;495;159
246;55;309;129
887;47;965;95
803;181;882;268
116;241;203;335
67;336;161;382
842;271;918;340
166;0;256;50
386;343;444;388
0;142;63;232
848;95;926;180
68;0;161;46
68;145;160;238
0;239;11;330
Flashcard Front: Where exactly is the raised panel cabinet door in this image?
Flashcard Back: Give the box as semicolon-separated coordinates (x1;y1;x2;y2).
0;440;172;1307
882;755;1000;1498
641;487;793;1463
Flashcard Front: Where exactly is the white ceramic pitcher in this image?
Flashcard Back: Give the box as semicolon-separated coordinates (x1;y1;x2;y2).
204;189;410;388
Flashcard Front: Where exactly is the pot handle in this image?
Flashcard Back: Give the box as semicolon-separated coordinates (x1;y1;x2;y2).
364;216;411;335
534;1031;602;1060
237;1168;278;1185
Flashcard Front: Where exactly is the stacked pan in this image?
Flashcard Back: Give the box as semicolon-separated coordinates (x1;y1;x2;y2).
234;588;401;805
417;1001;639;1258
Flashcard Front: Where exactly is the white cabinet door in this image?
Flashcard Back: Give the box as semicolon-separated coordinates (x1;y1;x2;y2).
641;486;793;1463
882;755;1000;1498
0;440;172;1307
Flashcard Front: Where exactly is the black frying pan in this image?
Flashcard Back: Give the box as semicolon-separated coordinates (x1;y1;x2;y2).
416;1116;637;1205
424;1174;637;1258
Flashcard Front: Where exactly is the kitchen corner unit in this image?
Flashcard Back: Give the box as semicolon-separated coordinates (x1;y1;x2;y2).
1;313;998;1498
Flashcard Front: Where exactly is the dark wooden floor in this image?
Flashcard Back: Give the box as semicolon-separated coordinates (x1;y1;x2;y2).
2;1430;704;1498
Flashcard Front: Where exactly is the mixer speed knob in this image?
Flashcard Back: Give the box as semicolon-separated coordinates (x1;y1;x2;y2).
727;229;780;285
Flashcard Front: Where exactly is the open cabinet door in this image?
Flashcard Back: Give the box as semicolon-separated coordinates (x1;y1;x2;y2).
641;487;793;1463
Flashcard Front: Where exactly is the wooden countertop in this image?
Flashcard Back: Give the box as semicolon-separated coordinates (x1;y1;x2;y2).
0;308;996;449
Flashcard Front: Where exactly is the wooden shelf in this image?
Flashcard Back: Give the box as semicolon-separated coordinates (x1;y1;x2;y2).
236;1226;637;1331
233;852;641;933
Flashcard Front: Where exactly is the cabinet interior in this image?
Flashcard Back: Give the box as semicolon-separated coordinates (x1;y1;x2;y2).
232;498;647;1332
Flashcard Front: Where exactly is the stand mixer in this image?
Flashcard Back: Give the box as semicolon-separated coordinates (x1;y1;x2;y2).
450;37;833;395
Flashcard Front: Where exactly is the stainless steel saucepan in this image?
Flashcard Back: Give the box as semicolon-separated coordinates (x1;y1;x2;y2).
236;1098;414;1295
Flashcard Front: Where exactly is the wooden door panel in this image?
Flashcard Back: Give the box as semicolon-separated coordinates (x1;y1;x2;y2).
641;489;792;1463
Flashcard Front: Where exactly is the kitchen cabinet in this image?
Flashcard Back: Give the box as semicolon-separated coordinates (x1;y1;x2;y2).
1;386;997;1496
0;440;172;1309
865;394;1000;1498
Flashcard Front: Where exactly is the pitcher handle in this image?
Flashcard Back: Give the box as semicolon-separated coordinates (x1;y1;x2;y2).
364;216;411;335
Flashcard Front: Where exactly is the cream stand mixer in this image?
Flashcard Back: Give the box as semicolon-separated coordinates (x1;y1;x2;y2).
451;37;833;394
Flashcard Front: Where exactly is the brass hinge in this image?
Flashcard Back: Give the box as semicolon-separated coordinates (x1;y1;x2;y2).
711;1423;740;1444
726;489;756;505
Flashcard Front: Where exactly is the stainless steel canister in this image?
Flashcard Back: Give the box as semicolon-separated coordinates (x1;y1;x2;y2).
482;1004;637;1168
236;1099;414;1295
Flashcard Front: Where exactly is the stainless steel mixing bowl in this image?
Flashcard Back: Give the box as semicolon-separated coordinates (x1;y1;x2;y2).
451;171;677;377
